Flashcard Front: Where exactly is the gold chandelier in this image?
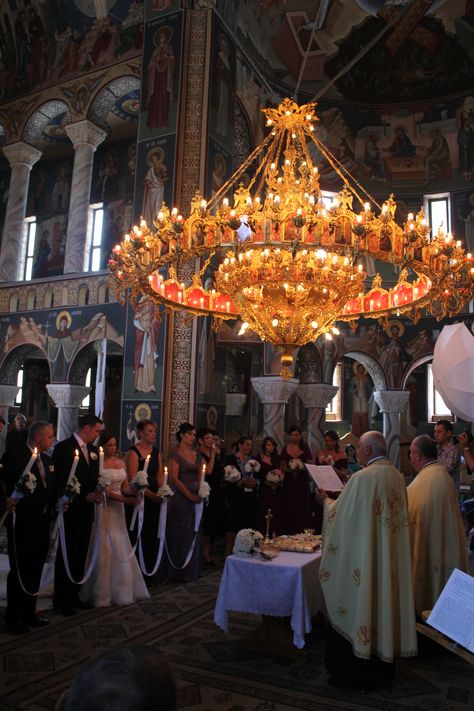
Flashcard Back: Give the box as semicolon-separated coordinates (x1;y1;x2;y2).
109;99;474;376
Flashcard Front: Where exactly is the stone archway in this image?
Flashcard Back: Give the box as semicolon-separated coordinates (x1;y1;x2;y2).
0;343;52;424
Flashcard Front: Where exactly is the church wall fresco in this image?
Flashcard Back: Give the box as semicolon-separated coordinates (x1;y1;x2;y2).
0;0;143;101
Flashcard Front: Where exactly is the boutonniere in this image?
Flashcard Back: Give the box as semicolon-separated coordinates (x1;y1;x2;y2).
48;465;54;472
90;452;98;460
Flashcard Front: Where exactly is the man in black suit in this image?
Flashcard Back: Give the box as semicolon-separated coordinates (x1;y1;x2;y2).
5;413;28;452
1;420;56;634
53;414;103;616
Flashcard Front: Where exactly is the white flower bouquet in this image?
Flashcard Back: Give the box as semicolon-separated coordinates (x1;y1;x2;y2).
244;459;261;474
266;468;284;488
198;480;211;499
130;470;149;491
224;465;241;484
233;528;263;556
97;471;112;490
289;458;304;471
64;474;81;499
158;483;174;497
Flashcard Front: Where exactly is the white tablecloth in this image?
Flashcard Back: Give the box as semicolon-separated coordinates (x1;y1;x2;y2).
214;550;323;649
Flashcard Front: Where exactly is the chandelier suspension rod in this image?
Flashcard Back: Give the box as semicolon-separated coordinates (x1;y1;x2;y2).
292;4;321;102
311;0;416;102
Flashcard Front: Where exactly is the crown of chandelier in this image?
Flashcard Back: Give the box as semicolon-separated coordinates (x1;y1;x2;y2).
109;98;474;377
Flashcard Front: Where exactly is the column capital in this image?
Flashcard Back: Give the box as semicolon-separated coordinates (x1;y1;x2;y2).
0;384;19;407
373;389;410;413
2;141;42;168
65;120;107;151
251;376;298;404
47;384;90;408
297;383;338;409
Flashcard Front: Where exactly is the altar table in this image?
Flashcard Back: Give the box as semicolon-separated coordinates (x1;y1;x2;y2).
214;550;323;649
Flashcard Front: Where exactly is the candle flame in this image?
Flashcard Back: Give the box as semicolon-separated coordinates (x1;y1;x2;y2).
75;449;79;457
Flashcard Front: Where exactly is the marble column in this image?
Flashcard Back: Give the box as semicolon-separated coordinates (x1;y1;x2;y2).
251;377;299;451
47;384;90;441
0;142;42;282
64;120;107;274
373;390;410;469
296;383;338;454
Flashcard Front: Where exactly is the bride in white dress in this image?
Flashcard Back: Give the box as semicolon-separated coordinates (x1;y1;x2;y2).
81;433;150;607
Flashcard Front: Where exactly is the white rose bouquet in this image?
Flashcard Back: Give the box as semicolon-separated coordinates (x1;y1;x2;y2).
158;483;174;497
244;459;261;474
289;458;304;472
12;471;37;500
233;528;263;556
130;470;149;492
97;471;113;490
198;480;211;499
265;468;284;488
56;474;81;514
224;465;241;484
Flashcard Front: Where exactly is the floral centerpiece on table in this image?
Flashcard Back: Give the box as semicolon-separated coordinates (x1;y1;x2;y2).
265;468;284;489
224;465;241;484
233;528;263;556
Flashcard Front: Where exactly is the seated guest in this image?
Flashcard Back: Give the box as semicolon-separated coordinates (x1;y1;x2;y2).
55;645;177;711
224;435;258;556
407;434;468;615
256;436;284;537
1;421;56;634
434;420;460;492
319;431;417;689
280;426;313;534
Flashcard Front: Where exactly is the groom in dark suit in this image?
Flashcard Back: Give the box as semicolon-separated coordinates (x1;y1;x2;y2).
1;420;56;634
53;414;103;616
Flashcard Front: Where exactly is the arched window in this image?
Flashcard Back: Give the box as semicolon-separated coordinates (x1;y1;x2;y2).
98;283;109;304
43;290;53;308
326;361;343;421
9;293;19;312
78;285;90;306
27;290;36;310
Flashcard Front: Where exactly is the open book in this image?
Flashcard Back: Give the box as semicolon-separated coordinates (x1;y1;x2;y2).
426;569;474;653
305;464;344;492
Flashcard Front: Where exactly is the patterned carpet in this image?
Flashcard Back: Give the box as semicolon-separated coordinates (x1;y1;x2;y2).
0;564;473;711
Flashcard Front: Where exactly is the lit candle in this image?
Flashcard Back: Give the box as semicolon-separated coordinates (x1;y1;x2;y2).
201;462;206;483
199;297;204;308
226;301;231;312
99;446;104;477
24;447;37;476
177;291;183;304
143;454;150;475
163;465;168;488
67;449;80;486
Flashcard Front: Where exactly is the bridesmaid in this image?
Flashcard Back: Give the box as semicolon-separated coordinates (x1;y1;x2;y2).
280;426;313;534
197;428;225;565
166;423;204;583
256;436;284;538
314;430;348;533
223;436;258;557
125;419;163;584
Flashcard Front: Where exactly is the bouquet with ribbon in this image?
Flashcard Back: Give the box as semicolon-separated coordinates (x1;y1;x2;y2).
97;471;113;490
198;480;211;500
129;470;149;532
0;471;37;527
56;474;80;512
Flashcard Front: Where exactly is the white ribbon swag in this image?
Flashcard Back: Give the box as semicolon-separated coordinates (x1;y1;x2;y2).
164;501;204;571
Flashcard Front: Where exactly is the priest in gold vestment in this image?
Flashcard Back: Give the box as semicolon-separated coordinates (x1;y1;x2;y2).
407;434;468;615
319;431;417;688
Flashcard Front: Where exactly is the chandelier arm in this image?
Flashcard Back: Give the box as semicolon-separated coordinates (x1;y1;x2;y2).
207;132;274;210
199;250;216;279
249;128;284;193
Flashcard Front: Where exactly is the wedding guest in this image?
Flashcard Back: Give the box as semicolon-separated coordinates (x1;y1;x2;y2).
345;444;362;475
316;430;348;472
197;427;225;565
407;435;467;614
0;415;6;458
55;645;177;711
319;431;417;689
1;421;56;634
81;432;149;608
125;419;162;584
224;435;258;556
434;420;460;492
280;426;313;534
166;423;204;582
5;413;28;452
53;415;103;617
256;436;284;537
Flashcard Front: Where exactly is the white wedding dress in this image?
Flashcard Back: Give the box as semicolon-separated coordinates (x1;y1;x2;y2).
81;468;150;607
